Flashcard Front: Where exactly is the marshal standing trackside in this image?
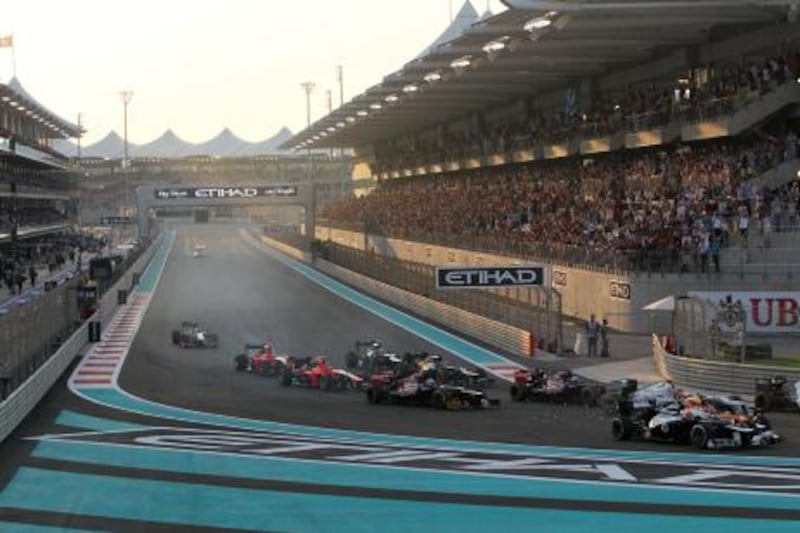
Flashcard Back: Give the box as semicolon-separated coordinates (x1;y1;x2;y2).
436;266;546;289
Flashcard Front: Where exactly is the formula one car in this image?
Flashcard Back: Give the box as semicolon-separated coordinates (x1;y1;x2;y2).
345;340;404;378
279;355;363;391
345;340;385;369
234;341;282;375
192;243;208;258
365;370;500;410
754;376;800;413
509;368;603;406
610;382;779;450
171;321;219;349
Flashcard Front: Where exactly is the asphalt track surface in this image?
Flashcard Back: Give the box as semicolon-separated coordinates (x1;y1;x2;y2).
2;224;800;532
119;225;800;450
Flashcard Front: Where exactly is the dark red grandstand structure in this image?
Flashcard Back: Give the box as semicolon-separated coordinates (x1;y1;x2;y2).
284;0;800;333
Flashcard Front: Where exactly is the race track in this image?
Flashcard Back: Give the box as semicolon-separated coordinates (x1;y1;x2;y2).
2;223;800;531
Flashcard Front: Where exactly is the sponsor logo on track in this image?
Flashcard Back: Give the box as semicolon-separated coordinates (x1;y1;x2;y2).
37;427;800;493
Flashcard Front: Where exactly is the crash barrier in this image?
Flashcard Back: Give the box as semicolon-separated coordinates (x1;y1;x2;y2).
260;234;311;263
319;242;563;354
316;258;533;358
651;334;800;399
0;232;165;443
0;239;153;398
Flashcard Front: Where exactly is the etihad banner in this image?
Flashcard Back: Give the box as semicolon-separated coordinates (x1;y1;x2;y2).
689;291;800;334
436;266;545;289
154;186;298;200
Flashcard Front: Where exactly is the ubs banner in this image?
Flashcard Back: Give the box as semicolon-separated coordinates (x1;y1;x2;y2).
690;291;800;334
154;186;298;200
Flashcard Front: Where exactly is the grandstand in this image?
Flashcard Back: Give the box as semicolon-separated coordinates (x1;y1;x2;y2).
0;76;81;271
283;0;800;333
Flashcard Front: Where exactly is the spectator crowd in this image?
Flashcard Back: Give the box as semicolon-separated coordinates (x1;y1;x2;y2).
375;48;800;173
324;130;800;272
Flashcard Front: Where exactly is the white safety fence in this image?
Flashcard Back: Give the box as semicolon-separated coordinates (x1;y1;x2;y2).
652;334;800;399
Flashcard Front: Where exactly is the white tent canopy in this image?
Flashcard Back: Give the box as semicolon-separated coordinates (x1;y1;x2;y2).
642;295;675;311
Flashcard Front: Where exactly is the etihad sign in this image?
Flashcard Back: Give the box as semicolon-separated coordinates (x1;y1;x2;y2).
436;266;545;289
154;186;298;200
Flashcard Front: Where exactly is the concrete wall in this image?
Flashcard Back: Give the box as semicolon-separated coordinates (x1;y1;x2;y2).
316;226;800;334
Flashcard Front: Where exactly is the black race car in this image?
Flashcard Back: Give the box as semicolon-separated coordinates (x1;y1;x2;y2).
754;376;800;413
509;368;603;406
171;321;219;349
365;364;500;410
610;386;779;450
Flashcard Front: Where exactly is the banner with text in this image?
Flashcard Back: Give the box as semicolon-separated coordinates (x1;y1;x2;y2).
689;291;800;334
154;186;298;200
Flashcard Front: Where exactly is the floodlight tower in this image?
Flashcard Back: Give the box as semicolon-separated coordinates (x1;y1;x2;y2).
118;90;134;215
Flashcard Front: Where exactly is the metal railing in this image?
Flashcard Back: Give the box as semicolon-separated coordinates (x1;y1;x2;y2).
320;241;563;353
0;236;152;400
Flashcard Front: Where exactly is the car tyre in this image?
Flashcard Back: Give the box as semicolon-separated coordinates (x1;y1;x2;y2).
171;330;180;345
510;384;527;402
345;351;358;368
234;355;247;372
611;418;631;441
754;394;771;412
690;424;709;450
432;391;447;410
366;389;380;404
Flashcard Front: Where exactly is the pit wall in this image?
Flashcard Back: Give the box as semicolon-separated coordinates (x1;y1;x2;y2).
316;227;800;334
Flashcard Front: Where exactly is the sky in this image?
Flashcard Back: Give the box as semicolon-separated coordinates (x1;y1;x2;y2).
0;0;507;145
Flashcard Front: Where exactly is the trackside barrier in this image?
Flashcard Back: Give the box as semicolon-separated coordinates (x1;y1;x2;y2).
0;232;165;443
315;258;531;358
651;334;800;399
260;234;311;262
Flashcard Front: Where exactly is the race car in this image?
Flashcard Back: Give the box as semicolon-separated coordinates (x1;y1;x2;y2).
192;243;208;258
233;341;282;375
365;370;500;410
610;385;779;450
754;376;800;413
510;368;603;406
171;321;219;349
279;355;363;391
345;339;385;369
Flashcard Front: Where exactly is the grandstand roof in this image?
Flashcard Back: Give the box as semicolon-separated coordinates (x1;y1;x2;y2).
54;126;294;159
0;77;81;138
284;0;793;150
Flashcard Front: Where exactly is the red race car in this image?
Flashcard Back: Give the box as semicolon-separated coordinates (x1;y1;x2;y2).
278;355;363;391
233;341;283;376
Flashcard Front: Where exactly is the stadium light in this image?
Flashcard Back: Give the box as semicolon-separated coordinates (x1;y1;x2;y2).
16;105;25;111
336;121;346;128
524;11;558;32
369;102;383;110
1;96;9;102
345;116;356;123
320;131;328;137
482;36;510;53
326;126;336;132
385;94;399;103
312;134;320;140
403;84;418;93
357;109;369;116
424;71;442;83
450;55;472;69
